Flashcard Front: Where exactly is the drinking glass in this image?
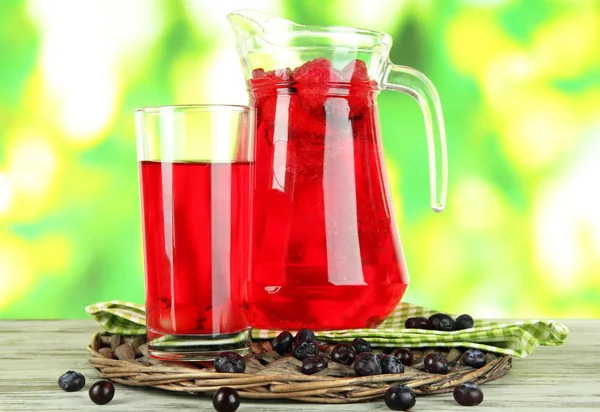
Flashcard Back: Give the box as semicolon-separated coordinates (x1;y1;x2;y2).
135;105;255;361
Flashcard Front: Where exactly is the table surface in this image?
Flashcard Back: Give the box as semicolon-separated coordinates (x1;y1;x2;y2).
0;319;598;411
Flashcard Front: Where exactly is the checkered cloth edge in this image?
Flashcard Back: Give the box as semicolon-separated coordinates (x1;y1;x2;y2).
85;301;568;358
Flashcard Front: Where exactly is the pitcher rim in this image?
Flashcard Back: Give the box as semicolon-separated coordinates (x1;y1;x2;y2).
238;26;392;49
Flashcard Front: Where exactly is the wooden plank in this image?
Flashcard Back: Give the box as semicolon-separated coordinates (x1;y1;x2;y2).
0;319;598;411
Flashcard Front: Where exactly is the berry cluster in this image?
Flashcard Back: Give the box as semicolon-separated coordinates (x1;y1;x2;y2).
266;328;488;410
250;57;377;140
405;312;475;331
58;371;115;405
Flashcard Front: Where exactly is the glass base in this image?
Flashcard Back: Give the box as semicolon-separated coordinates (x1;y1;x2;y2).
147;328;252;361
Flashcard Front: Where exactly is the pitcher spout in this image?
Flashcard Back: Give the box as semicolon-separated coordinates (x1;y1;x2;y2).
227;9;299;43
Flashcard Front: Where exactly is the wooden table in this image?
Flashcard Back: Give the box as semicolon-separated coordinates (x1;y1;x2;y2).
0;320;598;411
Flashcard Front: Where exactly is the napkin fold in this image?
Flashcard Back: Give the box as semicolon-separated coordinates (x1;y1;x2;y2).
85;301;568;358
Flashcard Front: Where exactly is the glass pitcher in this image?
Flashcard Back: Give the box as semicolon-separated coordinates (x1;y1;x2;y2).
228;10;447;330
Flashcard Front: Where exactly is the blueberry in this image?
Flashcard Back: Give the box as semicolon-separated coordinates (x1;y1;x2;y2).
351;338;371;354
380;355;405;374
455;314;475;330
353;352;382;376
213;387;241;412
330;343;356;366
294;329;316;345
88;380;115;405
393;348;414;366
214;352;246;373
404;316;428;329
293;339;319;361
427;313;455;331
453;383;484;406
300;355;328;375
58;370;85;392
423;352;448;374
271;331;293;356
384;385;416;410
463;348;487;368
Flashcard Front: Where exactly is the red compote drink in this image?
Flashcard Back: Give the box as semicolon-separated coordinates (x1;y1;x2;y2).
139;161;253;340
249;58;408;330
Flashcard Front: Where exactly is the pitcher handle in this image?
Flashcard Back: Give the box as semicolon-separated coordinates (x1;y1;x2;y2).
382;63;448;212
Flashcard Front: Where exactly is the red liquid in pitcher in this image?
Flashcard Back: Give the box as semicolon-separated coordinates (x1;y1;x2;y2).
250;58;408;330
139;161;253;338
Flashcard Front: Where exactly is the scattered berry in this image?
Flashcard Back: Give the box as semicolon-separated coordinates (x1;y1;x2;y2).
380;355;405;374
354;352;382;376
213;387;241;412
293;339;319;361
300;355;328;375
271;331;293;356
214;352;246;373
331;343;357;366
393;348;414;366
453;383;484;406
351;338;372;354
294;329;316;345
423;353;448;374
58;370;85;392
404;316;428;329
384;385;416;410
427;313;455;331
455;314;475;330
88;380;115;405
463;349;487;368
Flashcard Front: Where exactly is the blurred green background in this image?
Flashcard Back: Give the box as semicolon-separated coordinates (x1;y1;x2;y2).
1;0;599;319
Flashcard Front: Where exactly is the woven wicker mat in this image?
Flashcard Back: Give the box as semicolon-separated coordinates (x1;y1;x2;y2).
88;332;512;403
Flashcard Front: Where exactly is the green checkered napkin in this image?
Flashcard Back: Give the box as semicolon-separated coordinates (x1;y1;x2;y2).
85;301;568;358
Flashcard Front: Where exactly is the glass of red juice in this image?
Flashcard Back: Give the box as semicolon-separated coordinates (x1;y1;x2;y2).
135;105;255;361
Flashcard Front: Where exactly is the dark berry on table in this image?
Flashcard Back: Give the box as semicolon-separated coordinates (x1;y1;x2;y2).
380;355;405;374
384;385;416;410
354;352;382;376
404;316;428;329
88;380;115;405
271;331;293;356
293;339;319;361
294;328;316;345
427;313;455;331
300;355;328;375
453;383;484;406
455;314;475;330
351;337;372;354
423;352;448;374
214;352;246;373
331;343;357;365
213;387;241;412
393;348;414;366
463;348;487;368
58;370;85;392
